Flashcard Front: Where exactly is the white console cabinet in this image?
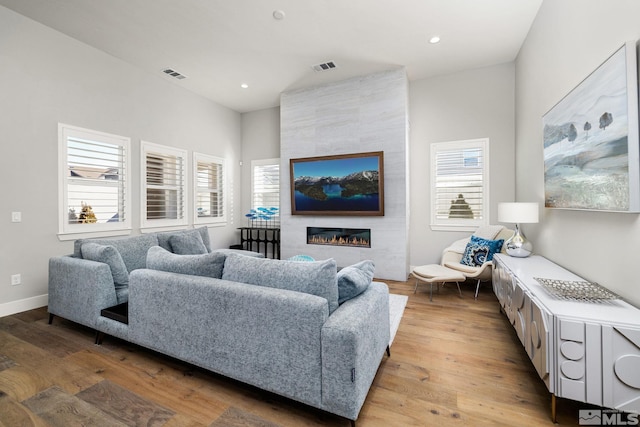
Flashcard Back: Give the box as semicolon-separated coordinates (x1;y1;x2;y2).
492;254;640;420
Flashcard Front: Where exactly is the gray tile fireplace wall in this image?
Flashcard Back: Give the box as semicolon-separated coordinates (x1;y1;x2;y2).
280;69;409;280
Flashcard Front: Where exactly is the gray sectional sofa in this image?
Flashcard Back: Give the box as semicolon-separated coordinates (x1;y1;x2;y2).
47;227;391;423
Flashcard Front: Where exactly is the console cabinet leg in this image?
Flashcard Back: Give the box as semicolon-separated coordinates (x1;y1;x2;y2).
551;393;557;424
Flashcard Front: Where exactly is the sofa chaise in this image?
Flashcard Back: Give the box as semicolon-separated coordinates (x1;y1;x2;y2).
48;227;390;424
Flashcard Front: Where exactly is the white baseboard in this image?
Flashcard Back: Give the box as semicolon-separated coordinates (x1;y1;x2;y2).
0;294;48;318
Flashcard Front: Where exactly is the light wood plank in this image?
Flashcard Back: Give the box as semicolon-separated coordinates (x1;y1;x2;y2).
22;386;127;427
1;278;587;426
67;348;230;425
0;391;51;427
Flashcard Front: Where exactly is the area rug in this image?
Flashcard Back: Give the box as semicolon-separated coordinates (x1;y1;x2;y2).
389;293;408;346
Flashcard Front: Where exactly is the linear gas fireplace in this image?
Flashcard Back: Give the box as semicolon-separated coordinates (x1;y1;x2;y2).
307;227;371;248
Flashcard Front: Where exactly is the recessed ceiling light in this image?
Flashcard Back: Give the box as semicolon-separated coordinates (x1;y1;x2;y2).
429;36;441;44
273;10;285;20
240;83;249;89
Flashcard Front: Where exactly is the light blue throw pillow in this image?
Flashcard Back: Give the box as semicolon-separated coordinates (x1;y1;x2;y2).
146;246;226;279
222;253;339;314
287;254;315;262
81;242;129;287
337;260;375;304
460;235;504;266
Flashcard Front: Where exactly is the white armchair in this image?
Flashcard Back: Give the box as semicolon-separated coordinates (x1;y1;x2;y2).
440;226;514;298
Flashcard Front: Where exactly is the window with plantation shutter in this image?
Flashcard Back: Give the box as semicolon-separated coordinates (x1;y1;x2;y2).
430;138;489;231
251;158;280;225
58;123;131;240
194;153;226;225
141;141;187;229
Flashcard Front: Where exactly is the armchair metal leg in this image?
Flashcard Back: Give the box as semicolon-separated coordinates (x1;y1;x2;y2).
474;279;481;299
455;281;462;297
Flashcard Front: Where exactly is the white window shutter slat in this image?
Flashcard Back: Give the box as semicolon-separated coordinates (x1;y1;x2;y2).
251;159;280;226
194;153;226;225
430;139;489;231
59;123;131;238
141;141;187;229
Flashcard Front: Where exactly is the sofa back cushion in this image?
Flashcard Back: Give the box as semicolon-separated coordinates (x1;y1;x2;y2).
146;246;225;279
168;231;208;255
74;234;159;273
80;242;129;287
157;227;211;253
80;242;130;304
222;253;339;314
337;260;375;304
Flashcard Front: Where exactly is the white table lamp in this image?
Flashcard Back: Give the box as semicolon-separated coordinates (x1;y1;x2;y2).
498;202;539;257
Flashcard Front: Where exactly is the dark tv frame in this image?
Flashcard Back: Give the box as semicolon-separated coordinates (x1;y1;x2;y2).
290;151;384;216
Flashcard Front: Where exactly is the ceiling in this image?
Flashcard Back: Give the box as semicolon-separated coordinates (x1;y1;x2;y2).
0;0;542;113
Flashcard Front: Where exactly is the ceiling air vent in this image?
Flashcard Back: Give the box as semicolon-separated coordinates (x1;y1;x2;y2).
162;68;187;80
312;61;337;72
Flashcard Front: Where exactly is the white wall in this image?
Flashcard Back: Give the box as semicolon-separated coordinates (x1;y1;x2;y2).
242;64;516;274
280;69;410;280
240;107;280;218
515;0;640;307
409;63;516;266
0;6;242;315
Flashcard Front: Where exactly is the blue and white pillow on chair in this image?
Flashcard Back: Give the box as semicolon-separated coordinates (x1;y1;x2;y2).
460;235;504;267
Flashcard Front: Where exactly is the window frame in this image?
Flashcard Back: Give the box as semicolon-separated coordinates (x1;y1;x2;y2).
140;140;188;231
430;138;490;232
250;158;280;209
57;123;131;241
193;152;227;226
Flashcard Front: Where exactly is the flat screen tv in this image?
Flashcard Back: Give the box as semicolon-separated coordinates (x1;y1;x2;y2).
290;151;384;216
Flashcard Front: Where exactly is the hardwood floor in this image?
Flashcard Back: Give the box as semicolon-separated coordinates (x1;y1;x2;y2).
0;279;586;426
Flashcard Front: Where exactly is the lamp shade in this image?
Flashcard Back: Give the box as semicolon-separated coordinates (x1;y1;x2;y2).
498;202;539;224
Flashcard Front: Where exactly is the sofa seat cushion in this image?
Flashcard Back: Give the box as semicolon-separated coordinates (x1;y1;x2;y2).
146;246;226;279
222;253;339;313
115;284;129;304
75;234;159;273
337;260;375;304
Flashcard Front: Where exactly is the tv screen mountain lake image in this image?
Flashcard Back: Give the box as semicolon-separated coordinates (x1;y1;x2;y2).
291;153;383;214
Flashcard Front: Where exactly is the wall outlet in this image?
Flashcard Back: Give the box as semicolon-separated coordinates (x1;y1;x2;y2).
11;274;21;286
11;212;22;223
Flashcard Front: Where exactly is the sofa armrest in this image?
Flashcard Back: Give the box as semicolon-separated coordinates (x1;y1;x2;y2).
48;256;118;329
320;281;390;420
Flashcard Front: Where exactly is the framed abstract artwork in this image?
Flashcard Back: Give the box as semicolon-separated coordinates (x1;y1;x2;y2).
543;41;640;212
290;151;384;216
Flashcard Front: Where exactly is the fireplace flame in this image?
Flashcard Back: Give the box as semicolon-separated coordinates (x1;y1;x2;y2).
308;234;370;248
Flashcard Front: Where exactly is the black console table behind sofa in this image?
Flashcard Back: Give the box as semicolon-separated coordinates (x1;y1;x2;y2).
238;227;280;259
